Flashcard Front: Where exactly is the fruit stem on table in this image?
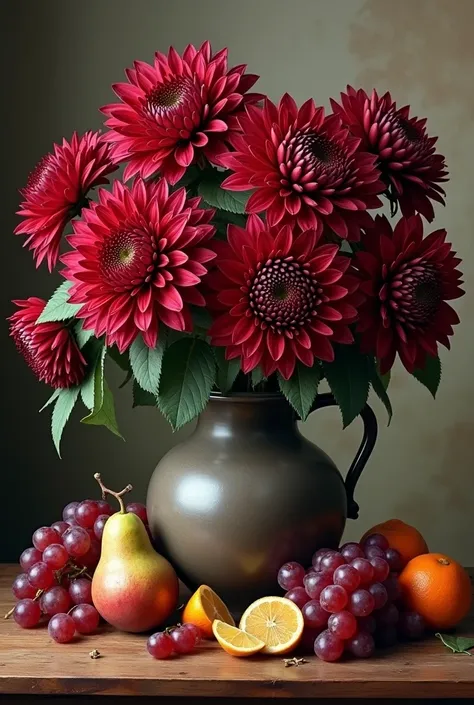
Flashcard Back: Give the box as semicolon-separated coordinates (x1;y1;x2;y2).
93;473;132;514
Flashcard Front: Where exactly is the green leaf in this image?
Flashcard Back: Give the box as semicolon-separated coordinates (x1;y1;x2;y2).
278;364;321;421
39;388;61;412
108;345;130;372
413;354;441;398
132;380;156;407
369;360;393;425
81;348;123;439
129;336;165;394
119;368;133;389
80;343;105;410
174;165;201;188
251;367;265;388
36;281;81;323
214;347;240;394
73;320;94;349
379;367;391;391
435;633;474;655
51;386;80;457
157;338;216;430
191;306;213;334
323;345;371;428
198;168;253;214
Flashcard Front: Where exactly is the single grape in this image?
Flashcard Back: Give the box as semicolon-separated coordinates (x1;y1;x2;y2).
285;587;309;610
362;533;389;551
333;564;360;593
375;625;398;648
320;551;345;575
28;562;55;590
346;630;375;658
41;586;71;616
328;610;357;639
302;599;330;628
314;629;344;662
299;627;324;653
51;521;70;537
62;501;79;523
357;615;376;634
12;573;36;600
349;589;375;617
398;611;425;640
179;622;202;645
48;613;76;643
303;571;332;600
170;625;196;654
147;631;174;659
20;547;42;572
96;500;113;517
69;578;92;605
126;502;148;524
312;548;331;570
75;500;101;529
42;544;69;570
32;526;59;552
13;598;41;628
71;604;100;634
368;582;388;610
376;603;399;627
320;585;348;613
383;573;401;602
93;514;109;541
277;562;305;590
78;539;101;568
364;545;385;560
385;548;403;573
63;527;91;557
369;556;390;583
340;542;364;562
350;558;374;585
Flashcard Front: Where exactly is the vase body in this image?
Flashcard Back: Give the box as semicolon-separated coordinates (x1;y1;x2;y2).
147;394;365;610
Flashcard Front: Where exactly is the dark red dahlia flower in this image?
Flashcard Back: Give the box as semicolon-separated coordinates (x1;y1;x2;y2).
331;87;448;222
15;132;117;271
101;41;262;184
355;215;464;374
9;298;86;388
61;178;216;352
208;215;362;379
220;94;384;240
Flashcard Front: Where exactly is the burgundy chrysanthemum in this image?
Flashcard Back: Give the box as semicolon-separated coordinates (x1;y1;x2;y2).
355;215;464;374
220;94;384;240
61;178;216;352
331;87;448;222
9;298;86;388
101;41;263;184
15;132;117;271
208;215;362;379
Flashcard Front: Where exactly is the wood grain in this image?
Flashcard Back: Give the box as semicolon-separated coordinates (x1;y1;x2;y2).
1;564;474;698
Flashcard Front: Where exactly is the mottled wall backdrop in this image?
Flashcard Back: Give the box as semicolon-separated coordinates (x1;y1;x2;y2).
2;0;473;561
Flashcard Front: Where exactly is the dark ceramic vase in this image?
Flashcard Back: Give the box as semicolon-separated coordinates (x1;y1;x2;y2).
147;393;377;611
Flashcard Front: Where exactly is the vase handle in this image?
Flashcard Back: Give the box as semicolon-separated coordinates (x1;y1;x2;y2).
310;393;378;520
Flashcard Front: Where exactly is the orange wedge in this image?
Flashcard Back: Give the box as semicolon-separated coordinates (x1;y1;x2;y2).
182;585;235;638
239;596;304;654
213;619;265;657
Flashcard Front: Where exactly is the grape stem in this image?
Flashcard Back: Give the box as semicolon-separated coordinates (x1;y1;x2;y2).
94;473;132;514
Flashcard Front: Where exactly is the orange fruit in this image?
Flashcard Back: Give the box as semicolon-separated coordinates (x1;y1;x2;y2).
212;619;265;657
398;553;472;630
361;518;428;566
239;596;304;655
182;585;235;639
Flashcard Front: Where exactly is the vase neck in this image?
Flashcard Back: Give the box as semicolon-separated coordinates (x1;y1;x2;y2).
196;395;295;438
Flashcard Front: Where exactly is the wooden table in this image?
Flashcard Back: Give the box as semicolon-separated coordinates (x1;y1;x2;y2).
1;564;473;703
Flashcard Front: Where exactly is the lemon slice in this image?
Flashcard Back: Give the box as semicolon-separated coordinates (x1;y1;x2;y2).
239;595;304;654
213;619;265;657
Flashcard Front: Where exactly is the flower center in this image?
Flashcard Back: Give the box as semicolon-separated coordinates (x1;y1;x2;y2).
99;230;149;290
25;154;56;196
146;77;194;117
248;258;319;331
395;116;422;142
389;260;442;327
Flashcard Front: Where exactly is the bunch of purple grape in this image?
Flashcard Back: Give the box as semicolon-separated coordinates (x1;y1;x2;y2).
278;534;426;662
10;498;149;643
147;624;202;659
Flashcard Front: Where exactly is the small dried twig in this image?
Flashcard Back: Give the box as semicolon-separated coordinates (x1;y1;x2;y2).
283;657;308;668
89;649;102;659
4;607;14;620
94;473;132;513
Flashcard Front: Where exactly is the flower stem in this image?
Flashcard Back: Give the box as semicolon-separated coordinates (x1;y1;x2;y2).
94;473;132;514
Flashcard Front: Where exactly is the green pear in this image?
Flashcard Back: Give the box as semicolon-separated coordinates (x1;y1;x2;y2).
91;474;178;633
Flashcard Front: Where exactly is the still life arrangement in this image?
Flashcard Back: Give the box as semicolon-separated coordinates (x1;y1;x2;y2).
7;41;469;663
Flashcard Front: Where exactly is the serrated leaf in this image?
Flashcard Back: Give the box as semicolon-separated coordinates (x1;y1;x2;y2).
174;165;201;188
51;386;80;457
191;306;213;333
39;388;61;412
132;380;156;407
379;367;391;391
278;364;321;421
81;347;123;438
369;360;393;425
80;343;105;410
198;168;253;214
157;338;216;430
413;354;441;398
436;633;474;655
323;345;371;428
74;320;94;349
36;281;81;323
214;347;240;394
129;336;165;394
119;368;133;389
108;345;130;372
251;367;265;388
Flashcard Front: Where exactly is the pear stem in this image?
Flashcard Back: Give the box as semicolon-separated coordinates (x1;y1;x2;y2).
94;473;132;514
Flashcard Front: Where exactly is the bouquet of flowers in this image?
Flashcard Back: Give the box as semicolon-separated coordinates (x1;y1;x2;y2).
9;42;464;454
